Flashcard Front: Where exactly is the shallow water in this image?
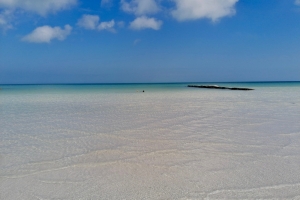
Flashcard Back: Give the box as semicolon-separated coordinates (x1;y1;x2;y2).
1;83;300;199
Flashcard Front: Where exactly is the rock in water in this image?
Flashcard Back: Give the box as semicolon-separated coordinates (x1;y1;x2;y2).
187;85;254;91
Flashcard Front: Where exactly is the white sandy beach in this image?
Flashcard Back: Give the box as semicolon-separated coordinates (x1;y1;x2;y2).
1;85;300;199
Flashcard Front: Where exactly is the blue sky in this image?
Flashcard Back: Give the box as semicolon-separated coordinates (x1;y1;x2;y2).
1;0;300;84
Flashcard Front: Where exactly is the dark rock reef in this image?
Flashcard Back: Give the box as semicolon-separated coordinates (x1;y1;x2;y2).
188;85;254;91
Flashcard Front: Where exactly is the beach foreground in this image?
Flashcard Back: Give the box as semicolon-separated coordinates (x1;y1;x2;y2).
1;83;300;199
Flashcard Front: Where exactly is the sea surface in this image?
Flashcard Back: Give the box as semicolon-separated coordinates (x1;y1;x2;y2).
1;82;300;199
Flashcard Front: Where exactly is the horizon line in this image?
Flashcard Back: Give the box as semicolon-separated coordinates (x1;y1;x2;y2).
1;80;300;85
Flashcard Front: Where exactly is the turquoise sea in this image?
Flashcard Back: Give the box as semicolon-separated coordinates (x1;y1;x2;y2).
1;81;300;91
1;82;300;199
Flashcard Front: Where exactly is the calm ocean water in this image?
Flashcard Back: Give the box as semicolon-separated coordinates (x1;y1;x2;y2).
1;81;300;91
1;82;300;199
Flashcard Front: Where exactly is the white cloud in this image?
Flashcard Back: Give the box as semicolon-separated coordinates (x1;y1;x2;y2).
77;14;100;30
22;24;72;43
171;0;239;22
121;0;160;16
133;39;141;45
130;16;162;30
98;20;115;31
0;16;5;25
0;9;13;30
117;21;125;28
77;14;115;32
0;0;77;16
295;0;300;5
101;0;113;7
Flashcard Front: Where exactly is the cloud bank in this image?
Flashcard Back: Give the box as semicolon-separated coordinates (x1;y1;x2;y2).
22;24;72;43
171;0;239;22
130;16;162;30
1;0;243;39
0;0;77;15
295;0;300;5
0;0;77;31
